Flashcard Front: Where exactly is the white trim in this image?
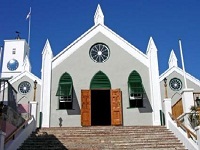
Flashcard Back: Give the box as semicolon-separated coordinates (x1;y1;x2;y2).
52;24;149;69
4;39;27;43
8;71;41;85
168;119;198;150
159;66;200;87
5;118;36;150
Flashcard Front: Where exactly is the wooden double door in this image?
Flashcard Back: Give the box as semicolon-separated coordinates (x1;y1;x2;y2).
81;89;122;126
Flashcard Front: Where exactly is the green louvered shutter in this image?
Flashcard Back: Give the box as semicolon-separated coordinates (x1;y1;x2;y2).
90;71;111;89
128;71;144;94
56;73;73;96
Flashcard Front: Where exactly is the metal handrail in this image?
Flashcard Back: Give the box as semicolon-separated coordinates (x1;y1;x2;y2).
177;112;197;121
169;112;197;140
5;115;32;144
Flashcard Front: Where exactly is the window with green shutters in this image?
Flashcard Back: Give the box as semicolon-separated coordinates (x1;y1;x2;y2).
56;72;73;109
128;71;144;108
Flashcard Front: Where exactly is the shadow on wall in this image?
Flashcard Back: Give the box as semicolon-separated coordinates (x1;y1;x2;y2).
67;90;80;115
138;93;153;113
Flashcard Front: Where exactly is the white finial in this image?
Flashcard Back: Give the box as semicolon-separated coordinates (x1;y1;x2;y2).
168;50;178;68
94;4;104;25
23;55;31;72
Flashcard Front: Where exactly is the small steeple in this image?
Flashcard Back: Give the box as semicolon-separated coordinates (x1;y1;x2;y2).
168;50;178;68
94;4;104;25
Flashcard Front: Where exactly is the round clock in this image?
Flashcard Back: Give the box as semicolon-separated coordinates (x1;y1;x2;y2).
169;78;182;91
7;59;19;71
18;81;31;94
89;43;110;63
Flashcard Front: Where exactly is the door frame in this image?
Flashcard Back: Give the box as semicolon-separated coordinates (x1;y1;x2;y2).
81;89;122;126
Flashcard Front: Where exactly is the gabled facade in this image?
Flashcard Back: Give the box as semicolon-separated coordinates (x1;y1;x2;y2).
160;50;200;105
3;5;200;129
159;50;200;118
40;5;162;127
1;39;41;126
2;5;200;150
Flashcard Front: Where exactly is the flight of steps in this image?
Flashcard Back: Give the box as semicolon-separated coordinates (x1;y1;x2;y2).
18;126;186;150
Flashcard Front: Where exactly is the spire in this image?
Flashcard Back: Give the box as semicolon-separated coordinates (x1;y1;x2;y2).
146;37;157;55
168;50;178;68
42;39;53;58
94;4;104;25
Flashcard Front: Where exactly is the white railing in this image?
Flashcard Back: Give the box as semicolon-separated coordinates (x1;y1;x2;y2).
168;114;198;150
5;116;36;150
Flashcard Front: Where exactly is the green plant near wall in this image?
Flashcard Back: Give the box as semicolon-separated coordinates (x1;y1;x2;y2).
188;106;200;129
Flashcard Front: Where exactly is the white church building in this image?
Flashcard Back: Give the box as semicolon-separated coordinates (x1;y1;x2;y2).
1;5;200;130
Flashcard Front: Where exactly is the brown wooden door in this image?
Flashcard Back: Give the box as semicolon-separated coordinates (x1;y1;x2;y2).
172;98;183;118
111;89;122;126
81;90;91;126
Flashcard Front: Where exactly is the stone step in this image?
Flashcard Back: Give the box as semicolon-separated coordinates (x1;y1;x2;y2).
36;130;173;134
18;126;186;150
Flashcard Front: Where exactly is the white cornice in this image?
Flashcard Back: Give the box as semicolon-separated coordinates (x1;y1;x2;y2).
4;39;27;42
1;71;41;91
9;71;41;85
159;66;200;87
52;24;149;69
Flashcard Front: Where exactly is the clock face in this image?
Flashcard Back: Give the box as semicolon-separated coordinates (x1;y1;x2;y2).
7;59;19;71
169;78;182;91
89;43;110;63
18;81;31;94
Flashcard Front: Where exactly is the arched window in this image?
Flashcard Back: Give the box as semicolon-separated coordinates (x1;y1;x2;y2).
90;71;111;89
56;72;73;109
128;71;144;108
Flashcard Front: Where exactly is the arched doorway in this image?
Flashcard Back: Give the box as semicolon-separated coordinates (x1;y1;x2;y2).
90;71;111;126
81;71;122;126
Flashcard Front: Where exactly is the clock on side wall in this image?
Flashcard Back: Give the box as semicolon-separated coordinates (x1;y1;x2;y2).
7;59;19;71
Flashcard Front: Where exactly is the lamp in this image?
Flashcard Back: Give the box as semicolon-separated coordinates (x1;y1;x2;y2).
164;78;167;85
33;80;37;101
196;97;200;107
34;80;37;88
163;78;168;98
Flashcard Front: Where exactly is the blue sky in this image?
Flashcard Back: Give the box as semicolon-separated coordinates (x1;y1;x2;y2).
0;0;200;80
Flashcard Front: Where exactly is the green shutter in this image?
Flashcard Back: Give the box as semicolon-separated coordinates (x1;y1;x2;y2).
56;73;73;96
90;71;111;89
128;71;144;93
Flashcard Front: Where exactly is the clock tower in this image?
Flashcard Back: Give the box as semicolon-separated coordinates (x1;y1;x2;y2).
1;38;31;78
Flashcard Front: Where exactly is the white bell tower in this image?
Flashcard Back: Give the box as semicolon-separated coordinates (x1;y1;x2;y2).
1;36;31;79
